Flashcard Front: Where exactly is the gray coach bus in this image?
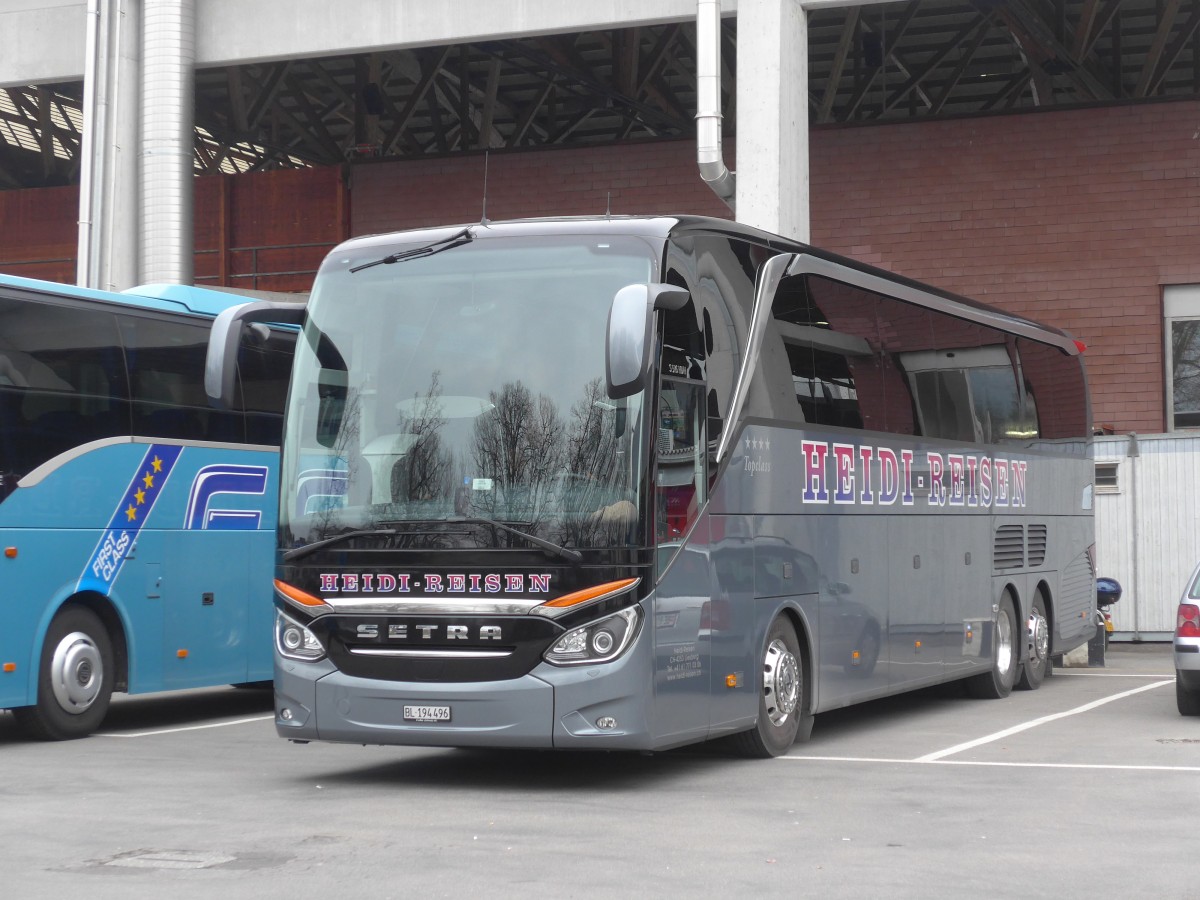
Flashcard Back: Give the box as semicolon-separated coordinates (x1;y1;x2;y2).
206;216;1095;757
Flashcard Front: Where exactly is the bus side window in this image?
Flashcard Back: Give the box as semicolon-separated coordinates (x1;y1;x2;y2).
121;315;242;442
873;293;932;436
656;379;705;543
0;297;130;474
238;329;295;446
1016;337;1087;439
771;275;873;430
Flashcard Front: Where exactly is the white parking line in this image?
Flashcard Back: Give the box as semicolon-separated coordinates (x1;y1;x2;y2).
915;679;1174;761
785;756;1200;773
95;714;274;738
1053;671;1175;677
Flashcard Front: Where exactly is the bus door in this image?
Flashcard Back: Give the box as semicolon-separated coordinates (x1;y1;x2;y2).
161;525;254;687
652;347;713;741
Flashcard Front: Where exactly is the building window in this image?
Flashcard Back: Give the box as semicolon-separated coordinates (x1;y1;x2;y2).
1165;285;1200;431
1095;462;1119;494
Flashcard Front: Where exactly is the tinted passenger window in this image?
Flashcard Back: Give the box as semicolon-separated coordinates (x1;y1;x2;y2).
120;315;242;442
1016;337;1088;440
776;276;877;429
238;328;295;445
0;295;130;480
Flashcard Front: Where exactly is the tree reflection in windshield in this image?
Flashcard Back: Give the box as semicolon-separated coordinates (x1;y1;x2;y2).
281;233;655;552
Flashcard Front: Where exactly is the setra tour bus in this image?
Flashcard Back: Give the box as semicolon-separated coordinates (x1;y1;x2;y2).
205;216;1095;757
0;274;296;739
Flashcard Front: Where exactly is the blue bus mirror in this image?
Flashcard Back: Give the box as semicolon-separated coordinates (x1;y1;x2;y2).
605;283;691;399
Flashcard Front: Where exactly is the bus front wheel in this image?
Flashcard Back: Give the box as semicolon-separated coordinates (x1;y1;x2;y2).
732;616;807;758
965;593;1017;700
14;606;114;740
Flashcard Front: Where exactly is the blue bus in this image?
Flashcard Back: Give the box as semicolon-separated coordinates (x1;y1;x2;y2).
207;216;1095;757
0;274;296;739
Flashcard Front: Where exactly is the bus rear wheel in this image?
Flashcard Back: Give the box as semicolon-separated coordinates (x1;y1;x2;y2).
965;593;1017;700
1016;593;1051;690
13;606;114;740
732;616;805;758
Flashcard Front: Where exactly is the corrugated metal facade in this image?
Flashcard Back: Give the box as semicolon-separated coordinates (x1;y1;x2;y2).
1094;433;1200;639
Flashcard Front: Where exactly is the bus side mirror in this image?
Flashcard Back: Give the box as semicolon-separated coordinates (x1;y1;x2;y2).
605;283;691;399
205;300;306;409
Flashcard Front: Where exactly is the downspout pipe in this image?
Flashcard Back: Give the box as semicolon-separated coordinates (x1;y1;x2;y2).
76;0;102;287
696;0;735;210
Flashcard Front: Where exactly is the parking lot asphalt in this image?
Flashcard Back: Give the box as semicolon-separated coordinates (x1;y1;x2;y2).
0;643;1192;899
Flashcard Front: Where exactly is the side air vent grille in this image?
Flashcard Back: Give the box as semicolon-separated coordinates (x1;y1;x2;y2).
1027;524;1048;567
994;525;1024;570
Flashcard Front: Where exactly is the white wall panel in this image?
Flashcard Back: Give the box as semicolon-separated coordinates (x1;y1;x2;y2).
0;0;723;86
0;1;87;86
1095;433;1200;638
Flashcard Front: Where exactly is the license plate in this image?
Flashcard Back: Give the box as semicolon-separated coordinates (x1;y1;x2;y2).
403;705;451;723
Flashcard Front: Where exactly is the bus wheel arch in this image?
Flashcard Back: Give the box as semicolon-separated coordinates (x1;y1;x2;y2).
1016;583;1053;691
13;597;123;740
71;592;129;692
730;608;814;758
965;589;1018;700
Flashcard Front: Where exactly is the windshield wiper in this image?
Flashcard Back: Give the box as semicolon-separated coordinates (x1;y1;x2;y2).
283;518;582;566
283;528;398;562
349;227;474;274
446;516;583;565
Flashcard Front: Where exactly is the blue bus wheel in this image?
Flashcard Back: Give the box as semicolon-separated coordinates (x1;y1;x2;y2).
731;616;806;758
966;593;1017;700
13;606;114;741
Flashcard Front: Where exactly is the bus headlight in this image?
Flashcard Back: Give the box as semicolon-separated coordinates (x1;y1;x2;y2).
275;611;326;662
544;606;641;667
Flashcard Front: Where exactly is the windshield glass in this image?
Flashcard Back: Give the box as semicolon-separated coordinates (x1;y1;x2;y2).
281;232;658;552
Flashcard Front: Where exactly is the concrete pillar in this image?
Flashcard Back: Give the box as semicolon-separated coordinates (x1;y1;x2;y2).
77;0;141;291
141;0;195;285
735;0;809;242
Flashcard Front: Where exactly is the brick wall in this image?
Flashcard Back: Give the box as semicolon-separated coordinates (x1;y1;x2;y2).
810;100;1200;435
0;184;78;283
3;100;1197;432
195;166;347;293
352;100;1200;433
349;139;731;234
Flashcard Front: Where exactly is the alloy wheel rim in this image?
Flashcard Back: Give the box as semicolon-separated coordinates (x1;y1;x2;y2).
763;638;800;726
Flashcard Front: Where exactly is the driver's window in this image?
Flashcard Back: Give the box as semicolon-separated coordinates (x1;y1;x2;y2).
656;377;705;543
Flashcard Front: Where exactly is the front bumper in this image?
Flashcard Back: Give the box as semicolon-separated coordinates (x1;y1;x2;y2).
1175;635;1200;689
273;637;656;750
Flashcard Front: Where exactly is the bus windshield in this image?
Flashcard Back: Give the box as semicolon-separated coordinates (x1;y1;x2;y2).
281;232;658;553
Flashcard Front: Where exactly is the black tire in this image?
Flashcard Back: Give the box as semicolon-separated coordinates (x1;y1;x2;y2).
1015;593;1051;691
965;593;1017;700
13;606;114;740
1177;675;1200;717
731;616;805;758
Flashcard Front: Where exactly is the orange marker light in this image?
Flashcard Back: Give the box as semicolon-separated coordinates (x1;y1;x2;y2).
274;578;330;610
725;674;740;688
4;547;16;559
540;578;639;609
2;663;15;673
177;649;188;658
